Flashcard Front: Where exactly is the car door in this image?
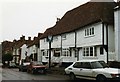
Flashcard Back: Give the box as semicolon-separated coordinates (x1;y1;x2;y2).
78;62;94;79
72;62;85;76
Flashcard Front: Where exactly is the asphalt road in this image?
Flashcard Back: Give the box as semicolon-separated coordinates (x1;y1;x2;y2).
2;68;69;80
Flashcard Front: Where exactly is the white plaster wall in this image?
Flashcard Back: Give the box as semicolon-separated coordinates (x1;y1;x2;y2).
21;44;27;59
52;35;61;48
27;47;31;56
77;22;103;47
115;10;120;61
62;32;75;48
40;38;49;50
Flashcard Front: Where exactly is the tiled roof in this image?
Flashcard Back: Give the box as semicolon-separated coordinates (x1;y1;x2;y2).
27;33;43;47
13;40;26;49
2;41;14;53
41;1;116;39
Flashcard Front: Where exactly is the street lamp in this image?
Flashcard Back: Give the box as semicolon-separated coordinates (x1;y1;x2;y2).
47;35;53;69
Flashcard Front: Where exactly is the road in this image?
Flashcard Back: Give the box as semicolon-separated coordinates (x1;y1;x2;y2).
2;68;69;81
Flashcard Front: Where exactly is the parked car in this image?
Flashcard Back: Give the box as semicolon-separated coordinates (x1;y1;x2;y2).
65;60;120;81
27;61;47;74
19;60;30;72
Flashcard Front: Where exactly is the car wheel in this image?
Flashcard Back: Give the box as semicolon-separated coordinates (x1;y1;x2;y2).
69;73;76;80
96;75;106;82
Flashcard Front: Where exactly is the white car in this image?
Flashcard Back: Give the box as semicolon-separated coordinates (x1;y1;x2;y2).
65;60;120;81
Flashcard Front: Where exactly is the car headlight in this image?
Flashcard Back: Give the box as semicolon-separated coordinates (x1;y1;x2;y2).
111;74;120;78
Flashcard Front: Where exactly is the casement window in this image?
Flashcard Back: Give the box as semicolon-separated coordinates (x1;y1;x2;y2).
83;46;97;57
41;50;48;56
53;50;60;57
62;49;71;56
62;34;66;40
85;27;95;37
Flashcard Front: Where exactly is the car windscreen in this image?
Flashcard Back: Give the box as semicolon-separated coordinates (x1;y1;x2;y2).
91;61;109;69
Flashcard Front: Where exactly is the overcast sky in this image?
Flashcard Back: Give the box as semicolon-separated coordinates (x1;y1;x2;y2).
0;0;117;42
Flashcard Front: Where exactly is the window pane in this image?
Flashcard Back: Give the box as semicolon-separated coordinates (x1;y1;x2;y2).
90;47;93;56
83;48;86;56
92;27;94;35
86;48;89;56
94;47;97;56
87;29;89;35
100;47;104;55
90;28;92;35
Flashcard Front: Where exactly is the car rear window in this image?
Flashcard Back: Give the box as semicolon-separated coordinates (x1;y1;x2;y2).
73;62;92;69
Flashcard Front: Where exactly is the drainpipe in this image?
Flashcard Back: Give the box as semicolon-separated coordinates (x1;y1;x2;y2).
102;22;108;64
106;24;108;64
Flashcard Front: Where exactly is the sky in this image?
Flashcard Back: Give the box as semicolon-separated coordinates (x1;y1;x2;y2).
0;0;118;42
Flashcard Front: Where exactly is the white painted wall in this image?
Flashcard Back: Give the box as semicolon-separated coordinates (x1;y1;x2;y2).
21;44;27;60
77;22;103;47
108;25;115;61
62;32;75;48
115;9;120;61
27;46;33;56
40;38;49;50
52;35;61;48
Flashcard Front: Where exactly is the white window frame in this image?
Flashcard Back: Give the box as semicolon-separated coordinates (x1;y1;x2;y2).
83;46;96;57
85;27;95;37
62;49;70;57
41;50;48;56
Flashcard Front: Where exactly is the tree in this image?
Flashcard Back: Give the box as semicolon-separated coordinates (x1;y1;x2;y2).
2;53;13;66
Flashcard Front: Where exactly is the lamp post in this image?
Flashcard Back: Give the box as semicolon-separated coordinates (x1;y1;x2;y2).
47;35;53;69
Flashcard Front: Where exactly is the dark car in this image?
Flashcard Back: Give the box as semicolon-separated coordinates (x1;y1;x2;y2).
27;61;47;74
19;60;30;72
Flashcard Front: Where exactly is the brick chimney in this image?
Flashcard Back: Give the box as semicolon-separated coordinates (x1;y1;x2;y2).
28;37;31;41
20;35;25;41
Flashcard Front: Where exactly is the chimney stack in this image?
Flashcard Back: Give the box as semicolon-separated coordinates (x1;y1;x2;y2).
20;35;25;41
28;37;31;41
